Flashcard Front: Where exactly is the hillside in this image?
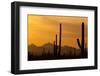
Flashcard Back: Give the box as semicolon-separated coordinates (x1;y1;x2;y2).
28;43;87;60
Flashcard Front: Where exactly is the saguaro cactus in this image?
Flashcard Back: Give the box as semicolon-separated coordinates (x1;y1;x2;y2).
53;41;56;56
58;23;62;56
53;34;58;56
76;22;85;57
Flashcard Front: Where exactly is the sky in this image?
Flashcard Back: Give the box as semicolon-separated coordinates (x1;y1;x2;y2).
28;15;88;49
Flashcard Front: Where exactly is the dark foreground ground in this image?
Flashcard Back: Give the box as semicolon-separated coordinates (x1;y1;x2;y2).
28;50;88;61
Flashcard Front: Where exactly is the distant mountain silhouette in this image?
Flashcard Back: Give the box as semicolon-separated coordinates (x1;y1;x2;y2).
43;43;53;47
28;43;86;56
28;43;53;56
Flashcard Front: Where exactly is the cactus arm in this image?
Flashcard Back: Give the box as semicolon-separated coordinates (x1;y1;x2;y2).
77;39;81;48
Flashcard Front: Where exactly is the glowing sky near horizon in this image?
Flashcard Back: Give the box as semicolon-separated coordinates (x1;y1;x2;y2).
28;15;88;49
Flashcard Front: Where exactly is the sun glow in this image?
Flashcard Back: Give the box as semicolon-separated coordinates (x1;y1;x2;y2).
28;15;88;49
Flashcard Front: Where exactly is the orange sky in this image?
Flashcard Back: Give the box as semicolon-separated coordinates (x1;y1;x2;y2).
28;15;88;49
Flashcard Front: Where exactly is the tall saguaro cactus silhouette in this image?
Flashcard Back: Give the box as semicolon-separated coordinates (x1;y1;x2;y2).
53;34;58;56
76;22;85;57
58;24;62;56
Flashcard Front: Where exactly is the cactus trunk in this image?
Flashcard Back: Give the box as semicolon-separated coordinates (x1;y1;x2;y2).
76;22;85;57
82;22;84;56
55;34;57;56
58;24;62;56
53;41;55;56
